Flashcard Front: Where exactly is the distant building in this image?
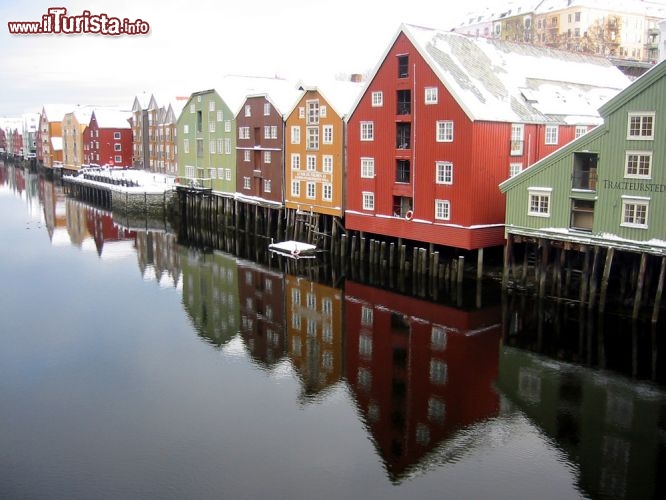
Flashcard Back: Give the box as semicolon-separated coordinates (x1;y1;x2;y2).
84;109;132;167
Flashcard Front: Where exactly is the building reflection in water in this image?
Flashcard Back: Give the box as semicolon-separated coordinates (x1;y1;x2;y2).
344;280;503;482
285;275;344;402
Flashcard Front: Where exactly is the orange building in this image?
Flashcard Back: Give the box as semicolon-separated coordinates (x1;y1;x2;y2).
284;80;362;230
37;104;72;168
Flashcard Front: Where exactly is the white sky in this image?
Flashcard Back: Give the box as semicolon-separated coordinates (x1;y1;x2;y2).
2;0;666;117
0;0;491;116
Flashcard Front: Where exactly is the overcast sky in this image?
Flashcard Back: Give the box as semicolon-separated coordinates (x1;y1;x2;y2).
0;0;495;116
2;0;666;118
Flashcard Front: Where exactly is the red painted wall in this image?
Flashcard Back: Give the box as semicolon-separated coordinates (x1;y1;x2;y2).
86;118;133;167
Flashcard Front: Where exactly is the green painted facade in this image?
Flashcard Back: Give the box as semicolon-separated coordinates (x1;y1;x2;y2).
177;90;237;194
500;61;666;255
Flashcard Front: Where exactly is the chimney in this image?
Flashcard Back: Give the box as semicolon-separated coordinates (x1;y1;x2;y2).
350;73;363;82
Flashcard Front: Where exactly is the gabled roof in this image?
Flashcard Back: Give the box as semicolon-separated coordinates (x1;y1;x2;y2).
132;93;152;111
352;23;630;125
599;58;666;116
290;79;365;120
41;104;75;123
243;80;302;117
217;75;300;117
91;109;132;129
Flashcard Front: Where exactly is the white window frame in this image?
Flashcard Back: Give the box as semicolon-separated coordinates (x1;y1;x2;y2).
217;110;223;122
625;151;652;179
627;112;655;140
225;169;231;181
183;139;189;154
510;124;524;155
113;132;121;140
435;199;450;220
307;100;320;125
270;126;277;139
291;126;301;144
306;155;316;171
307;126;319;150
264;151;271;164
291;153;301;170
263;179;271;192
371;91;383;107
244;150;251;162
528;188;552;217
209;100;215;112
323;125;333;144
243;176;251;189
575;125;588;138
306;181;316;199
361;121;374;141
435;161;453;184
323;183;332;201
545;125;558;145
436;121;453;142
361;157;374;178
264;126;271;139
362;191;374;210
224;138;231;154
621;196;649;228
322;155;333;173
425;87;438;104
244;104;251;117
263;102;271;116
509;162;523;178
225;121;231;132
291;180;300;197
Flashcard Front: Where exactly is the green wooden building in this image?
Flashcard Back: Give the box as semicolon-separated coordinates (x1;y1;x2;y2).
176;88;237;194
499;60;666;320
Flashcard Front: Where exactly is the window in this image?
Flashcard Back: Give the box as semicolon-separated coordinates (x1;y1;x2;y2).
545;125;558;145
224;138;231;154
190;103;195;113
307;126;319;150
264;151;271;164
217;168;224;178
371;91;383;107
362;191;374;210
322;155;333;173
209;141;215;154
509;162;523;178
625;151;652;178
306;181;315;199
435;161;453;184
208;121;215;133
298;107;305;119
323;125;333;144
244;150;251;162
244;104;251;117
270;126;277;139
264;102;271;116
361;121;374;141
398;54;409;78
511;124;524;155
425;87;438;104
183;139;189;154
575;125;588;138
243;176;251;189
114;144;121;151
320;106;327;118
396;160;410;183
323;183;332;201
627;112;655;140
436;121;453;142
114;155;122;163
307;100;319;125
306;155;316;171
226;169;231;181
225;121;231;132
208;168;217;178
209;101;215;112
239;127;250;139
264;126;271;139
621;197;649;228
528;188;551;217
217;110;223;122
113;132;121;140
290;126;301;145
216;139;223;154
361;158;374;178
263;179;271;192
435;200;450;220
291;180;300;197
291;153;301;170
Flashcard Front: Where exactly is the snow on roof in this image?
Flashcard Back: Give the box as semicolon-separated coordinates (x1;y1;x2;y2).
133;92;152;110
402;23;631;124
215;75;299;116
536;0;666;16
296;79;365;118
91;109;131;129
42;104;75;123
51;136;63;151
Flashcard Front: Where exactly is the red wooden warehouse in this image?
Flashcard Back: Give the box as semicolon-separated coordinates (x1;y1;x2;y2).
345;24;630;255
85;109;133;167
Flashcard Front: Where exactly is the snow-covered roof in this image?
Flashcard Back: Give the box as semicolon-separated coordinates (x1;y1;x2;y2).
42;104;74;123
294;79;365;119
133;92;152;110
536;0;666;17
399;23;631;124
214;75;300;117
51;136;63;151
91;109;131;129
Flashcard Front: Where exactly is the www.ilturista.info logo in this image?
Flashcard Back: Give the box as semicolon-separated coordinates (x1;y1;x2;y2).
7;7;150;35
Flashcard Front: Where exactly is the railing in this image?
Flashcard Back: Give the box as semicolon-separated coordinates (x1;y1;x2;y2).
397;102;411;115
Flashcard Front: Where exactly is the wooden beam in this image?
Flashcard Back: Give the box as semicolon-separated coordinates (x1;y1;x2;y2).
599;247;615;313
651;256;666;324
633;252;648;320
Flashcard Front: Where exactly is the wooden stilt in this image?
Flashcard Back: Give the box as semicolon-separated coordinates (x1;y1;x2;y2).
651;256;666;324
633;252;648;320
588;246;601;309
580;245;590;305
599;247;615;313
538;239;549;297
477;247;484;281
503;235;512;287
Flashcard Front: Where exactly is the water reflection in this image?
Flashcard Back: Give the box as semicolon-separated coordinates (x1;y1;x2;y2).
3;162;666;498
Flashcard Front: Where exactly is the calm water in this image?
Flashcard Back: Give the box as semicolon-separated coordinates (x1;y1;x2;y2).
1;163;665;500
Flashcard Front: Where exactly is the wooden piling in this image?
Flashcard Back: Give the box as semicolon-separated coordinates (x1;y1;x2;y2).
588;246;601;309
477;247;484;281
652;256;665;324
457;256;464;285
598;247;615;313
633;252;648;320
503;235;512;287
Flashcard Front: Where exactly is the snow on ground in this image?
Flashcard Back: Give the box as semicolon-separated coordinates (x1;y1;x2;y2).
64;167;176;194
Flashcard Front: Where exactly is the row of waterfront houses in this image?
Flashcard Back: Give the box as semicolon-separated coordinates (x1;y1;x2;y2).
4;23;666;275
